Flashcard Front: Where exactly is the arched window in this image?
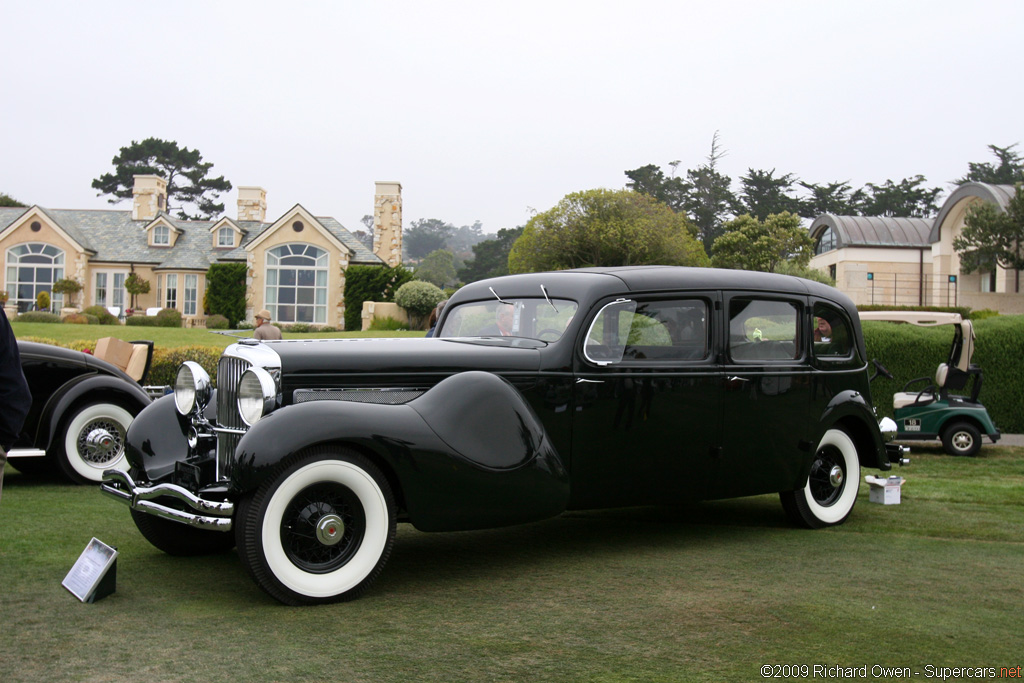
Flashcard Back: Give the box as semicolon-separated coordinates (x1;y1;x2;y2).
265;244;328;324
5;243;65;312
815;227;836;255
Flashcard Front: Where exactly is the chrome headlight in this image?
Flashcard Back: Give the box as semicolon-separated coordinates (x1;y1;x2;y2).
174;361;211;416
238;367;278;426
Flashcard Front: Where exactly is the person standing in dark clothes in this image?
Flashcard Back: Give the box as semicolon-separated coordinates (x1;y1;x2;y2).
1;308;32;503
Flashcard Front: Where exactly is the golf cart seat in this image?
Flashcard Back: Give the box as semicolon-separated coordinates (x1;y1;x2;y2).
892;319;981;410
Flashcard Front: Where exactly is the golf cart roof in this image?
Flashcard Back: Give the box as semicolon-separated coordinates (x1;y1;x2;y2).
859;311;964;326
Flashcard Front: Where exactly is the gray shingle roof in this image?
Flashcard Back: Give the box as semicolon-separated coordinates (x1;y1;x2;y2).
0;206;384;269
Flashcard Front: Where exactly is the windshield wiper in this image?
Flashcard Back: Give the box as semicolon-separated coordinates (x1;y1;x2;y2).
489;286;514;306
540;284;559;313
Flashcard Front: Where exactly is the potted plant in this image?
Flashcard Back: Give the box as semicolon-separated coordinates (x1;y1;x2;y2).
52;278;83;314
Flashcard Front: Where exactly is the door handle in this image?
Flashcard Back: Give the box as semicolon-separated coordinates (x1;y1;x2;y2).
727;376;750;383
576;378;604;384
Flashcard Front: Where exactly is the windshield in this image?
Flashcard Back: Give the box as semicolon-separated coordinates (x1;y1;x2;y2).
438;298;578;342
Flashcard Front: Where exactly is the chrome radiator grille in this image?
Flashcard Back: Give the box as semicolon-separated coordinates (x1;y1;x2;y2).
216;355;251;479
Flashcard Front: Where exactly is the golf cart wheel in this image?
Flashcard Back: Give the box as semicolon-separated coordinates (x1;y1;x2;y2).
941;421;982;457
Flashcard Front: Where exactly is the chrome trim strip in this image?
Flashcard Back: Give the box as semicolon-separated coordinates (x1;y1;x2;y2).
4;448;47;458
101;469;234;532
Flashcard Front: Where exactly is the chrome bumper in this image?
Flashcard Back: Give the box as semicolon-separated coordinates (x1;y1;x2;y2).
101;469;234;532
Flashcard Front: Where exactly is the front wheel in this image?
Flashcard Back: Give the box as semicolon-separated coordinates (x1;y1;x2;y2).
58;402;135;484
236;449;396;605
780;428;860;529
941;421;982;457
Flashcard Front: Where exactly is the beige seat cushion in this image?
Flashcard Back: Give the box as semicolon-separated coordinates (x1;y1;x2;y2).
893;391;935;410
124;344;149;382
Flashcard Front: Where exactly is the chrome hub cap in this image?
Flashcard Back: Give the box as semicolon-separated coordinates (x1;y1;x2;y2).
829;465;844;488
80;423;124;466
316;514;346;546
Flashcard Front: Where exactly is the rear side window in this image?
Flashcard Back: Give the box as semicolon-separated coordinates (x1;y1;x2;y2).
729;299;800;362
584;298;709;364
813;303;854;358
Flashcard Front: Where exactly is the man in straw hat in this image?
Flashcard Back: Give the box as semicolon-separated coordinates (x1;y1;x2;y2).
253;308;282;341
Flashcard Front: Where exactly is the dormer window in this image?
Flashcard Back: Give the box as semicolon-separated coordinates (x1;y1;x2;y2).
217;226;234;247
153;225;170;246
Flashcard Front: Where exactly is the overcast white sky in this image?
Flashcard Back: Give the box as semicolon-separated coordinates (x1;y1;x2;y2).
2;1;1021;235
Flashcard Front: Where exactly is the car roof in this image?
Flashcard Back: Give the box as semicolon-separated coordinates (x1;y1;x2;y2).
455;266;852;309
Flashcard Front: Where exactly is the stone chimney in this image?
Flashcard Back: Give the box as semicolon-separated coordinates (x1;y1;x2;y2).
237;186;267;222
132;175;167;221
372;181;402;268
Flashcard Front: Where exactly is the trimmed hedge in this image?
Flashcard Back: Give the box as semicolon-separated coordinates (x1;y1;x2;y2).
147;345;223;388
16;312;61;323
343;265;415;331
863;315;1024;433
206;263;247;327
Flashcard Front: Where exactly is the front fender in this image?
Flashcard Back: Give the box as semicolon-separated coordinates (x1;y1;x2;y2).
42;373;151;452
234;371;570;531
124;393;193;481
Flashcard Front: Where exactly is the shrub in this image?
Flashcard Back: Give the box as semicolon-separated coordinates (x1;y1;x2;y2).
36;291;50;311
205;314;229;330
395;280;445;329
969;309;1000;321
368;316;408;331
155;308;183;328
148;345;223;388
61;313;91;324
16;311;61;323
343;264;415;331
125;315;157;326
66;339;96;353
205;263;247;327
83;305;120;325
18;336;60;346
284;323;311;333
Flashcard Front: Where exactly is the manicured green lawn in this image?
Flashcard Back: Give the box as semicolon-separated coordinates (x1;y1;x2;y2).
12;321;424;349
2;445;1021;682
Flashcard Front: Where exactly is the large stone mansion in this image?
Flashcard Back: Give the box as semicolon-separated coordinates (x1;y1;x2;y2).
0;177;403;328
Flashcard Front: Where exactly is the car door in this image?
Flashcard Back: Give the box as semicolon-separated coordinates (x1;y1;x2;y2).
568;293;723;509
708;293;814;499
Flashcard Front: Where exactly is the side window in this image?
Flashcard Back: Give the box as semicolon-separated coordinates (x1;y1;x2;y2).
584;298;709;364
813;303;853;358
729;298;800;362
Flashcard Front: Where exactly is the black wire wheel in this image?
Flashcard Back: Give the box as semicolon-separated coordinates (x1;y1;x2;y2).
780;428;860;529
236;448;396;605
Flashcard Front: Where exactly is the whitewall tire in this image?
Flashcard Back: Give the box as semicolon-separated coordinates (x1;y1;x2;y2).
780;428;860;529
237;449;396;605
59;402;134;484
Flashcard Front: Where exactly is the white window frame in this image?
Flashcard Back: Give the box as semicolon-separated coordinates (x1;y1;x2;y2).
265;243;329;324
5;243;65;311
165;273;178;309
217;227;234;248
184;274;198;316
152;225;170;246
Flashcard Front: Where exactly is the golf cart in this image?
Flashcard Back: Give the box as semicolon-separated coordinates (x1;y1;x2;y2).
862;311;1000;456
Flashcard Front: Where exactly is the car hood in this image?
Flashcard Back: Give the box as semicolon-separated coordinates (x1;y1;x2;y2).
249;337;544;382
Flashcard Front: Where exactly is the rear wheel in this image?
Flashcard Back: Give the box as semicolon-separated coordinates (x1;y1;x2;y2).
941;421;981;457
236;449;396;605
780;428;860;529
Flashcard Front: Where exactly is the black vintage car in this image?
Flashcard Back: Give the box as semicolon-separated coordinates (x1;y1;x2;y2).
102;266;904;605
10;340;152;484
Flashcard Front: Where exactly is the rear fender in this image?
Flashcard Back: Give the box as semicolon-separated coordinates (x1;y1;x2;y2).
819;389;890;471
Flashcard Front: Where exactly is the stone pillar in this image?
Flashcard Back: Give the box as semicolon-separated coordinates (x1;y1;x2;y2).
237;186;267;222
132;175;168;221
373;181;403;268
